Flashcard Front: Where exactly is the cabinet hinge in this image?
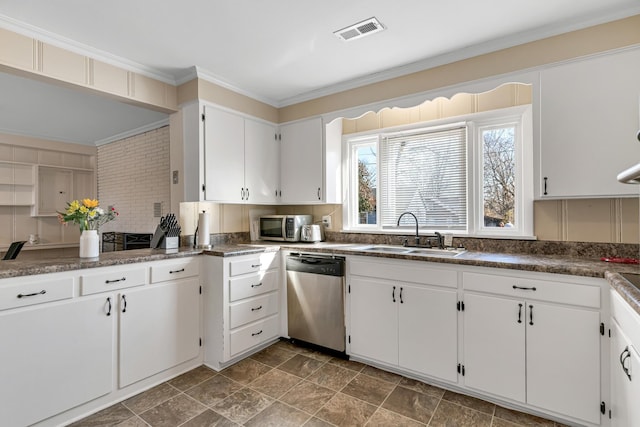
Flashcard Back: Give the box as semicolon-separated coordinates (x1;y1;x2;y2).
199;338;202;347
600;322;605;336
457;301;465;311
600;401;606;415
457;363;465;376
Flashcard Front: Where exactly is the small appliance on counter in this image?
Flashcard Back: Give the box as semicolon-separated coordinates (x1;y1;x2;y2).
151;213;181;249
259;214;312;242
300;224;325;242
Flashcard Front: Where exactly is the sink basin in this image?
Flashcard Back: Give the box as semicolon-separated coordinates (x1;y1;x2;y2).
355;245;466;257
357;245;413;254
407;247;466;257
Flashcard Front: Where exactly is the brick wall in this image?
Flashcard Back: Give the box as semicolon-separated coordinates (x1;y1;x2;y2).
97;126;170;234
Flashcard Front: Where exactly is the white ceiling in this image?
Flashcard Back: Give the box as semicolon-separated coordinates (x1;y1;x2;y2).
0;0;639;145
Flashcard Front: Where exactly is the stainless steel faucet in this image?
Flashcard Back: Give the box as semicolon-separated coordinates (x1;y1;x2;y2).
397;212;420;246
397;211;445;248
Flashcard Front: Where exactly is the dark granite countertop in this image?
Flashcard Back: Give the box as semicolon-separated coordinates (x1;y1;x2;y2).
204;241;640;314
0;247;201;280
212;241;640;277
606;271;640;317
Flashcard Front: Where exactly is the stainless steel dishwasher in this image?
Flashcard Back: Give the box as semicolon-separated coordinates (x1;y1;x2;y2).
286;253;346;353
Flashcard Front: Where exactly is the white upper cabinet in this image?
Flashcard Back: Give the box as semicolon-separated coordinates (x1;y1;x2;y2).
191;104;279;204
179;103;340;205
203;105;245;202
279;117;324;203
539;48;640;198
244;118;279;203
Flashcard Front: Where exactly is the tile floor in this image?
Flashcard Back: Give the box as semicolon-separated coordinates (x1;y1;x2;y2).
71;340;565;427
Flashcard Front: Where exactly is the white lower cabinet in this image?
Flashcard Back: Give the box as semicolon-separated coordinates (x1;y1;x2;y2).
463;293;526;401
118;278;200;387
203;252;281;370
348;258;458;383
0;257;202;427
610;290;640;426
463;271;602;425
0;293;114;427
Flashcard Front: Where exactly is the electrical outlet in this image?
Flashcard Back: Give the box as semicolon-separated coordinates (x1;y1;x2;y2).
322;215;332;229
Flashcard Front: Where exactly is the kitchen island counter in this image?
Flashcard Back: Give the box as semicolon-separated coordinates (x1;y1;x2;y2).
0;247;201;279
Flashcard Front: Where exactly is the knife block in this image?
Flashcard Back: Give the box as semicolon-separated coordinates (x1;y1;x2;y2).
150;225;179;249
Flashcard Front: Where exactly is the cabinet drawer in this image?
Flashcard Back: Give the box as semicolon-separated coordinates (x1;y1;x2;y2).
463;272;600;308
229;256;263;276
0;276;74;310
81;266;147;295
229;269;278;302
350;258;457;288
151;258;199;283
229;291;279;329
229;314;279;357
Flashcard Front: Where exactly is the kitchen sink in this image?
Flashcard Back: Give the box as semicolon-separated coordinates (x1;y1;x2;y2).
354;245;466;257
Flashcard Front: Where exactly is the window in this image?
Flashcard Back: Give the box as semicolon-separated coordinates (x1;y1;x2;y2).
380;125;467;230
345;106;533;237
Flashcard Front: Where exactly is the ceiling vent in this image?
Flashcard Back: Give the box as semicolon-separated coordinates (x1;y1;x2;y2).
334;17;385;42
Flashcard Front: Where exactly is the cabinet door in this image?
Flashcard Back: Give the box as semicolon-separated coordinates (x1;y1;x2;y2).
539;48;640;198
463;293;525;402
73;170;95;201
244;118;279;203
610;319;640;427
203;105;245;202
279;117;323;203
349;276;398;365
526;302;600;424
0;294;114;427
119;279;200;387
37;166;72;215
399;284;458;382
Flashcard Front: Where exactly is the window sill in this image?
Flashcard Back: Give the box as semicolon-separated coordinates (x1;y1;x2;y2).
339;228;537;241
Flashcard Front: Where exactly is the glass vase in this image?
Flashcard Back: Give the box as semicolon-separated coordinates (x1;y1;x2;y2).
79;229;99;258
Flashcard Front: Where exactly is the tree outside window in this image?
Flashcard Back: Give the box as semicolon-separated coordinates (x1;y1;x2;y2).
482;127;516;228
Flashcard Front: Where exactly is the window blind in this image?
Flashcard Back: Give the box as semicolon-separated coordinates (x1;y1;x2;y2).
380;126;467;230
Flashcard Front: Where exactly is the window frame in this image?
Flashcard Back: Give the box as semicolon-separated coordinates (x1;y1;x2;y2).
343;105;534;238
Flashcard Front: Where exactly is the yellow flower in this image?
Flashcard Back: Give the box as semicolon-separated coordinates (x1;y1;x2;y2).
67;200;80;214
79;206;89;214
82;199;99;208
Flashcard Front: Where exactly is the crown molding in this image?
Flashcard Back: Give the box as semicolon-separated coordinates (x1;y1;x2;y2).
0;14;177;85
189;66;280;107
94;119;170;146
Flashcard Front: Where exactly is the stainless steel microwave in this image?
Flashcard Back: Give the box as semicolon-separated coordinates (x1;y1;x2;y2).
259;215;313;242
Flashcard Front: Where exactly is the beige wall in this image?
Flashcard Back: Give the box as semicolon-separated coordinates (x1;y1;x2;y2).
97;126;171;234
